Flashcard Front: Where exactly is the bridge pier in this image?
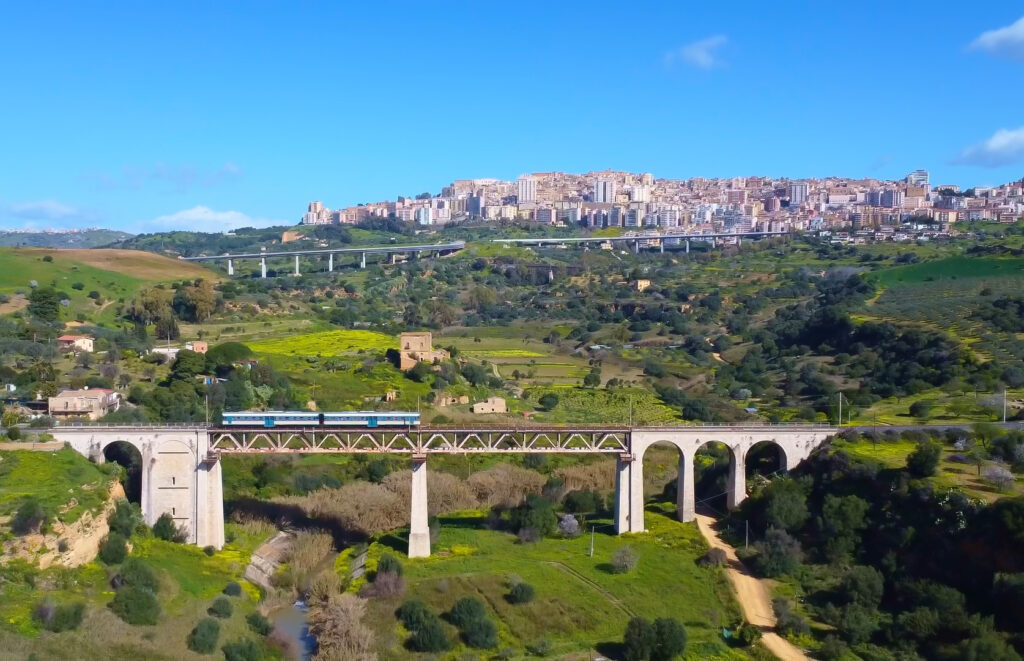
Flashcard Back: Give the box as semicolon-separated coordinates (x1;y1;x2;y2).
328;253;333;272
360;252;366;269
685;239;690;254
408;456;430;558
633;240;639;255
677;451;695;522
727;449;746;509
261;257;267;278
294;255;300;276
227;259;234;276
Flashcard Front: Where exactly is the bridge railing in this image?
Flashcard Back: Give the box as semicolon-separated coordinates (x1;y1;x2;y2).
45;421;836;431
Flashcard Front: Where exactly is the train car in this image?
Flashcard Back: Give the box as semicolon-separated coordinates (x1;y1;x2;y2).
221;410;420;428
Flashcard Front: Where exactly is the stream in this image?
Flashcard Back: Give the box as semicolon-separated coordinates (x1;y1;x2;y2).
267;550;340;660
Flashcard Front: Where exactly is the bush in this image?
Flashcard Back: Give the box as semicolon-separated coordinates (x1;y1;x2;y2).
558;513;581;537
376;553;403;577
527;639;553;656
246;612;272;636
209;596;233;619
188;618;221;654
538;393;559;411
153;512;187;543
361;570;405;598
510;494;557;538
564;489;603;514
652;618;687;660
462;616;498;649
221;638;263;661
118;558;158;593
623;617;656;661
223;581;242;597
408;616;449;652
448;597;486;628
755;528;802;577
773;598;810;637
109;585;160;625
397;600;433;632
818;635;849;660
736;622;762;646
34;600;85;632
12;497;47;535
699;548;728;567
99;532;128;565
611;545;639;574
108;499;142;538
7;426;21;440
508;582;535;604
204;545;216;556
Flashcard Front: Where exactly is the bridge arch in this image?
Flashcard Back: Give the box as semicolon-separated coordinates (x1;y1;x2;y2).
103;441;143;503
744;440;788;479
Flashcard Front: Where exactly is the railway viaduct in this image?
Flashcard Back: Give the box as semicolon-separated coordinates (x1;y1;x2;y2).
49;424;834;557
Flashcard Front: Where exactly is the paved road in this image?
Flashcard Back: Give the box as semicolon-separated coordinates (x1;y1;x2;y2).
694;514;809;661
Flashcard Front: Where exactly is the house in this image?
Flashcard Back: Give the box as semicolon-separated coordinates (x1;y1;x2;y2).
398;332;449;370
471;397;507;414
57;335;94;353
436;395;470;408
633;279;652;292
151;347;180;361
185;341;208;354
48;388;120;421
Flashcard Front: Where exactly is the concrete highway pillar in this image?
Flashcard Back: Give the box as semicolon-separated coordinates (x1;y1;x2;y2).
294;255;300;276
711;237;717;249
227;259;233;276
328;253;333;272
629;453;646;532
390;253;397;265
659;241;665;254
614;456;631;534
408;456;430;558
676;451;695;522
685;239;690;254
738;236;742;246
360;252;367;269
633;240;639;254
727;447;746;510
260;258;267;278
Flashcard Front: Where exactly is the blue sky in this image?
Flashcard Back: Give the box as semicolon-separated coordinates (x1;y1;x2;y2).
1;1;1023;232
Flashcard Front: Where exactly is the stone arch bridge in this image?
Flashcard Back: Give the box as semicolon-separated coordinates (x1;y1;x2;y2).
49;424;834;557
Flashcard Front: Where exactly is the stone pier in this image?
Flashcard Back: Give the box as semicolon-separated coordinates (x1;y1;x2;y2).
408;456;430;558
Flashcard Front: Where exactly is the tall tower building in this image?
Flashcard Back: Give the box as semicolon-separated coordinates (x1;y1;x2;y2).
516;174;537;203
905;169;930;188
632;185;651;203
594;179;616;203
788;183;808;206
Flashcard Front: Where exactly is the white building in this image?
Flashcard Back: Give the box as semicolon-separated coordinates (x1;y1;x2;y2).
594;179;616;203
516;175;537;203
414;207;433;226
788;183;808;206
905;169;930;188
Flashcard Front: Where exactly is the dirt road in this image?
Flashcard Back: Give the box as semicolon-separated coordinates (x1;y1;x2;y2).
695;513;810;661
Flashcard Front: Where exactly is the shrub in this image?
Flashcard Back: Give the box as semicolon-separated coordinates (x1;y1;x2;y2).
377;553;403;577
563;489;603;514
309;593;375;659
108;499;142;538
527;639;553;656
818;635;849;660
7;426;21;440
209;596;233;619
153;512;188;543
508;582;535;604
736;621;762;646
362;570;405;598
772;598;809;637
652;618;687;660
558;513;581;537
623;617;656;661
462;616;498;649
699;548;728;567
99;532;128;565
408;616;449;652
611;545;639;574
510;494;557;538
448;597;486;628
34;600;85;632
538;393;559;411
755;528;803;577
308;569;341;603
397;599;433;631
118;558;158;593
223;581;242;597
221;638;263;661
246;611;272;636
204;545;216;556
12;498;47;535
188;618;221;654
906;439;942;478
109;585;160;625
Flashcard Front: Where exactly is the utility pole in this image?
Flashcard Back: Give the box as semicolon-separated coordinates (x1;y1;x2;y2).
589;527;595;557
745;520;749;551
838;392;842;427
629;395;633;427
1004;389;1008;424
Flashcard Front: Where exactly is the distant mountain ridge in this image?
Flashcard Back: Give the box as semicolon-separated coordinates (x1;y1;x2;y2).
0;229;134;249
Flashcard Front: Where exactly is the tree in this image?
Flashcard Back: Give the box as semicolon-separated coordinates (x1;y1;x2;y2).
28;286;60;321
109;585;160;625
376;553;403;577
612;545;640;574
171;349;206;380
99;532;128;564
623;617;657;661
108;499;142;537
185;280;217;321
12;497;47;535
909;399;934;419
959;633;1022;661
764;477;809;532
652;618;687;660
408;615;449;652
461;616;498;649
188;617;221;653
510;494;557;539
118;558;158;593
756;528;802;576
208;597;233;619
153;512;188;542
583;368;601;388
538;393;559;411
448;597;486;629
841;565;884;609
906;439;942;477
397;600;433;631
221;639;263;661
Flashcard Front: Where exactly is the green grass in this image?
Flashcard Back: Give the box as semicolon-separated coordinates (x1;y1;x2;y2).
870;255;1024;287
0;448;112;525
525;387;681;425
248;328;397;356
352;506;747;659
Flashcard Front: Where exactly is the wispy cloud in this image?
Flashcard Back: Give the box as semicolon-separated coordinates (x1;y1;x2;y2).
85;162;243;192
951;126;1024;167
664;35;728;70
0;200;99;228
969;16;1024;62
136;206;286;233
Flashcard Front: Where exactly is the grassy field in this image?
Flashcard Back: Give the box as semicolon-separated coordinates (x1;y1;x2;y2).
249;328;397;357
0;448;112;525
869;255;1024;287
849;389;1023;425
350;506;749;660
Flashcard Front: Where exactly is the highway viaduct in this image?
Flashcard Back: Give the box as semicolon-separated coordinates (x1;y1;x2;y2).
180;241;466;277
48;423;835;558
492;230;790;254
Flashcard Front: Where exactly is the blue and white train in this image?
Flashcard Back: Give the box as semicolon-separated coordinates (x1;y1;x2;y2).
221;410;421;428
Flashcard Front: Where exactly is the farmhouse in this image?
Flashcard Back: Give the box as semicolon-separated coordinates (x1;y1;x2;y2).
48;388;120;421
471;397;507;414
56;335;94;353
185;340;208;354
398;331;449;370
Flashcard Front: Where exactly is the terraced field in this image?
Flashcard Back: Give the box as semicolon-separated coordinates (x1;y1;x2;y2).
248;328;397;356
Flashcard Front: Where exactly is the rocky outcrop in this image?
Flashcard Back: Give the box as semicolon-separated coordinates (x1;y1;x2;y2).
2;481;125;569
